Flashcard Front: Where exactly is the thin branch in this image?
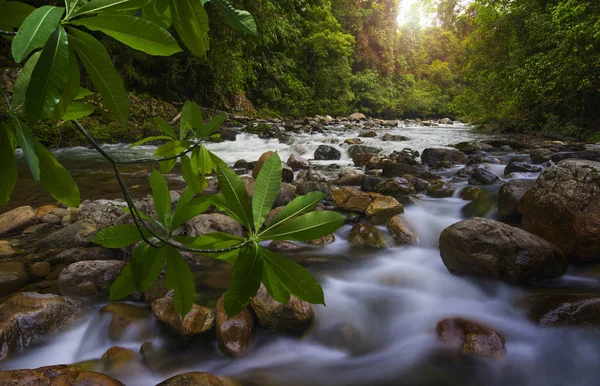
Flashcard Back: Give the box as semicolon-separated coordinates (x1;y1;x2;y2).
0;30;17;36
73;119;248;254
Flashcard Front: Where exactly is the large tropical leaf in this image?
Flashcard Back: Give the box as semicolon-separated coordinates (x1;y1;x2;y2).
0;124;17;206
129;135;172;148
70;15;181;56
65;0;80;17
93;224;146;248
150;169;172;231
52;48;81;119
130;242;164;292
0;1;35;32
35;141;80;207
164;246;195;317
60;102;96;121
11;5;64;63
262;259;290;304
259;210;345;241
154;140;191;158
223;243;263;317
109;262;136;300
263;191;325;231
180;154;204;194
174;232;244;251
70;0;149;18
12;116;39;182
191;145;216;175
170;190;212;230
69;28;130;124
26;25;69;124
180;101;203;139
170;0;209;57
252;152;281;231
11;51;40;112
154;117;176;138
199;113;225;138
216;164;253;230
209;0;257;36
260;246;324;304
142;0;171;29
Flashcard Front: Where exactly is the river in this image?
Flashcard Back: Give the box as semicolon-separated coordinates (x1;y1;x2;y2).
2;122;599;386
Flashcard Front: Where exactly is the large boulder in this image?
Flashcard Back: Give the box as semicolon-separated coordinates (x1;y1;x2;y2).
157;372;231;386
0;262;28;297
58;260;126;298
497;180;536;220
519;159;600;263
0;206;36;235
529;148;554;164
36;220;97;248
522;291;600;327
504;161;543;176
332;187;380;213
0;365;123;385
348;222;387;248
250;285;313;333
186;214;243;237
421;148;467;166
79;200;129;229
0;292;89;361
436;318;505;358
151;293;215;339
216;295;254;357
439;218;567;283
314;145;341;160
347;145;382;159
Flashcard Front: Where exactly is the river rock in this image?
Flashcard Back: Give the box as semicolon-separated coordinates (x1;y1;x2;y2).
314;145;341;160
287;154;309;170
359;130;377;138
352;153;376;167
347;145;382;159
309;233;336;245
332;168;365;186
461;190;496;218
382;133;408;141
366;197;404;225
0;365;123;385
460;186;483;201
522;291;600;326
0;262;28;297
387;216;417;245
0;241;15;257
186;214;243;238
349;112;366;121
436;318;506;358
529;148;554;164
58;260;126;298
151;293;215;339
100;303;153;341
39;213;61;225
0;206;36;235
29;262;51;278
439;218;567;283
157;372;232;386
375;177;416;197
551;150;600;163
269;240;301;252
382;163;428;178
504;161;543;175
362;175;387;192
468;167;500;185
274;182;297;207
49;246;120;265
439;118;453;125
332;187;380;213
252;151;275;179
498;180;536;220
348;222;387;248
0;292;89;361
216;295;254;357
36;220;97;248
250;285;313;333
519;159;600;262
421;148;467;166
79;200;130;229
101;346;137;371
344;138;361;145
426;183;456;198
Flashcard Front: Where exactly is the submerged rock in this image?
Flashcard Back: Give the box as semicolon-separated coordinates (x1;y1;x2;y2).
250;285;313;333
439;218;567;283
348;222;387;248
216;295;254;357
521;291;600;327
437;318;506;358
519;159;600;263
99;303;153;341
0;292;89;361
151;293;215;339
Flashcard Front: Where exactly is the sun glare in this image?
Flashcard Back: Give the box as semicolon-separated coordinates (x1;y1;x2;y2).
396;0;432;28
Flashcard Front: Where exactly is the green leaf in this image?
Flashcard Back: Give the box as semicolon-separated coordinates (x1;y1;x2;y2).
191;145;216;175
109;262;136;300
71;0;149;17
164;246;195;317
35;141;80;207
69;27;130;124
122;206;162;229
264;191;325;231
214;248;241;264
170;193;211;230
93;224;146;248
12;116;40;182
260;246;324;304
70;15;181;56
262;256;290;304
11;5;64;63
154;140;191;158
65;0;80;17
0;123;17;206
154;117;176;138
0;1;36;31
209;0;257;36
259;211;345;242
216;164;253;230
180;154;202;193
11;51;40;112
252;152;281;231
224;243;263;317
52;48;81;120
129;135;172;148
142;0;171;29
180;101;203;139
159;158;176;173
150;169;172;232
170;0;209;57
174;232;244;250
25;25;69;124
60;102;96;121
74;86;93;99
199;113;225;138
130;242;164;292
209;193;244;225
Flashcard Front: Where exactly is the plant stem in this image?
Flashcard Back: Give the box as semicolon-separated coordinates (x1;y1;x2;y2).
0;30;17;36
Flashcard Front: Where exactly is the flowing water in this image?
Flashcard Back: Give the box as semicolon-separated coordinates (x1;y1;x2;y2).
2;123;600;385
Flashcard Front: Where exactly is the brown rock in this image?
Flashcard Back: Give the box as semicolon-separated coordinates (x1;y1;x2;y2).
332;187;380;213
0;262;28;297
157;372;230;386
151;293;215;339
309;234;336;245
252;151;275;179
366;197;404;225
348;222;387;248
0;365;124;385
100;303;153;341
30;262;51;278
287;154;309;170
216;295;254;357
344;138;362;145
437;318;506;358
387;216;417;245
0;206;36;235
101;346;137;371
35;205;58;217
186;213;243;238
269;240;301;252
250;285;313;333
0;240;15;257
497;179;536;220
459;187;483;201
58;260;126;298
